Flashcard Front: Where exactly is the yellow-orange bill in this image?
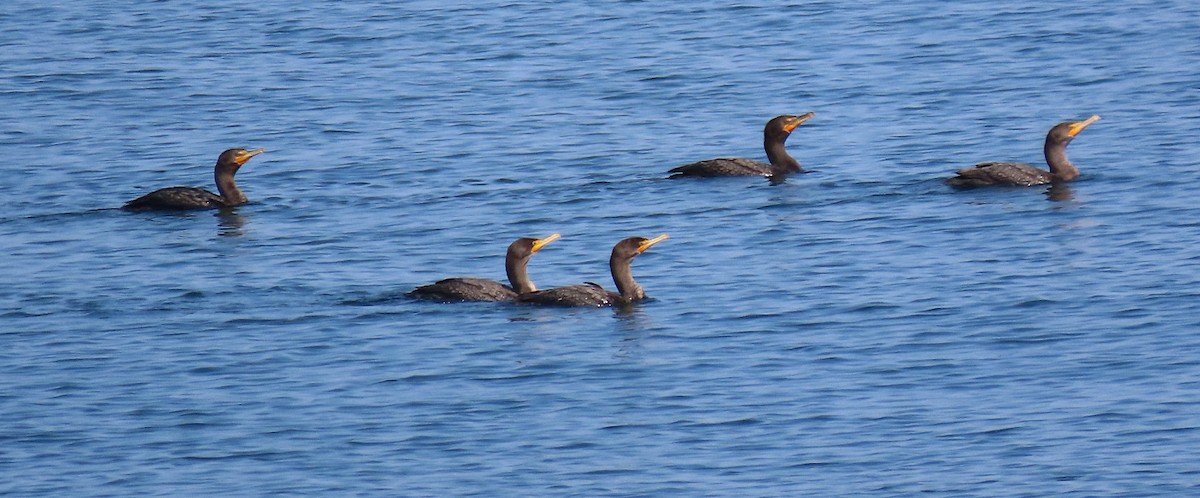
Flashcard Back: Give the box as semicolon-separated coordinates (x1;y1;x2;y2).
783;112;816;133
1068;115;1100;137
236;148;266;165
532;233;561;253
637;233;669;253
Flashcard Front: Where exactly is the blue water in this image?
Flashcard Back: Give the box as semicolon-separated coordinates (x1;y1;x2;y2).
3;1;1200;495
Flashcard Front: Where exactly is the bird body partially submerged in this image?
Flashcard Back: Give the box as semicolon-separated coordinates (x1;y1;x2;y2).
409;277;523;302
516;282;614;307
669;113;814;178
669;158;775;177
123;148;265;211
947;115;1099;189
947;162;1054;188
518;234;668;307
408;234;560;302
123;187;229;210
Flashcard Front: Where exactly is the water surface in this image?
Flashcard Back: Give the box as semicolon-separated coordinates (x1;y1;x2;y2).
2;1;1200;495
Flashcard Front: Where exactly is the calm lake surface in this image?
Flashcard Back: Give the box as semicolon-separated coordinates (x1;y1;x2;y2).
3;1;1199;495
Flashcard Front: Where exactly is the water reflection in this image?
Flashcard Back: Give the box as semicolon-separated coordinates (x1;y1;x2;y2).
1046;184;1075;202
215;208;248;236
614;302;649;326
768;169;814;186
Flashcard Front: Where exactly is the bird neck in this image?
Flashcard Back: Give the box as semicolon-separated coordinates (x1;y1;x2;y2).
506;255;536;294
1044;140;1079;181
214;167;246;205
610;256;643;302
764;137;801;174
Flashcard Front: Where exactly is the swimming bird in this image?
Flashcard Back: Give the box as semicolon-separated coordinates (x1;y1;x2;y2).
668;113;814;178
408;233;561;302
947;115;1100;189
123;148;265;211
517;234;668;307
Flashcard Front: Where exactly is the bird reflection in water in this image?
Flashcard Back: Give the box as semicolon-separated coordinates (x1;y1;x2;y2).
216;208;248;237
1045;184;1075;202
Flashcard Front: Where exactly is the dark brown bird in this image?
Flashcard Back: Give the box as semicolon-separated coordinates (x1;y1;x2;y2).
408;233;560;302
668;113;814;178
517;234;668;307
947;115;1100;189
123;148;265;211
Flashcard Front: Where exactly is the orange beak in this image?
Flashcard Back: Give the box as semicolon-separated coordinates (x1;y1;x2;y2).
1067;115;1100;137
531;233;561;253
636;234;669;253
782;112;816;133
235;148;266;165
